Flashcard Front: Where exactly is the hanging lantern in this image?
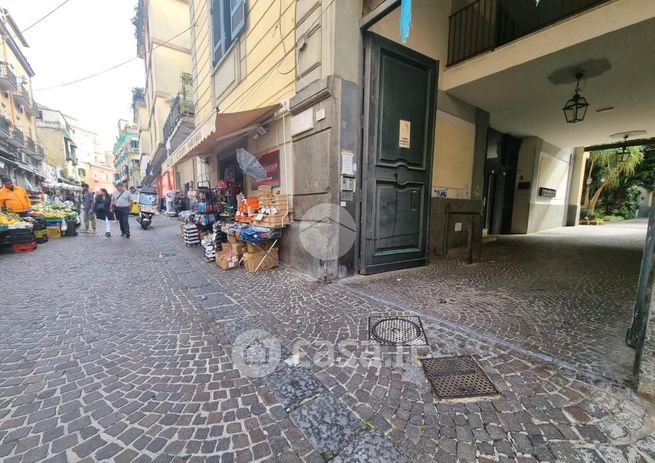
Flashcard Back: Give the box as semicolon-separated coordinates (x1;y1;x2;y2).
616;135;630;163
562;73;589;124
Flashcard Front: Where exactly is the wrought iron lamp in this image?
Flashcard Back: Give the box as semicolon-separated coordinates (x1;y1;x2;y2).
562;73;589;123
616;135;630;163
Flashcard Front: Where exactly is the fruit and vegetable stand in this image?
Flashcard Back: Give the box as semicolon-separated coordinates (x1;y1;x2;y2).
0;204;80;254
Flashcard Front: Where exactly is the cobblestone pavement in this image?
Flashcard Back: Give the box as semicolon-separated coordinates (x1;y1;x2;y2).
1;217;654;462
346;220;648;381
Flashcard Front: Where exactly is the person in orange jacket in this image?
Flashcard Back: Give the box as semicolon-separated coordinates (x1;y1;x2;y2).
0;177;32;217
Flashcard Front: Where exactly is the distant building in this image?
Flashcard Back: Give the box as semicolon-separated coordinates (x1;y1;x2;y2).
112;119;140;187
36;108;79;190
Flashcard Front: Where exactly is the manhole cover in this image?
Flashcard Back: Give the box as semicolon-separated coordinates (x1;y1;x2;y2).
368;316;428;346
421;355;498;399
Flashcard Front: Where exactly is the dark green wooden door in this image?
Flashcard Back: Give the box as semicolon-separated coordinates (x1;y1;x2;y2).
361;33;437;274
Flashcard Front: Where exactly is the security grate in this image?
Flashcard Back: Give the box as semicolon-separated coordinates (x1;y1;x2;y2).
368;316;428;346
421;355;497;399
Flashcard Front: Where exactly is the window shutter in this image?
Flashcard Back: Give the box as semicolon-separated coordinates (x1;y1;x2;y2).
211;0;224;65
230;0;246;40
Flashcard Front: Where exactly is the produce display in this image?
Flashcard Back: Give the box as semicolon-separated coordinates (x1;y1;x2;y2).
0;212;32;230
31;204;78;220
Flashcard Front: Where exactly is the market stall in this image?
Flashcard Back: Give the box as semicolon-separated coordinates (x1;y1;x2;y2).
175;149;292;272
0;212;36;253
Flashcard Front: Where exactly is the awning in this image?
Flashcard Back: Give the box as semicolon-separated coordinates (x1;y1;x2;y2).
162;104;281;170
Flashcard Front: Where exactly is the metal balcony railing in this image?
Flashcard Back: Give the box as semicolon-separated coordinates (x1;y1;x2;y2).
0;63;17;89
26;137;36;153
12;127;24;145
163;94;194;142
447;0;610;66
0;115;10;134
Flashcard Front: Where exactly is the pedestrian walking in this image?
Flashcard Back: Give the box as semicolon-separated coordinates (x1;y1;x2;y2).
0;177;32;217
93;188;114;237
80;183;96;233
110;182;133;238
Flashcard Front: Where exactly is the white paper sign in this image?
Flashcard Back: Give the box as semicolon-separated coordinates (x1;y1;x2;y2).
341;150;354;175
399;120;411;149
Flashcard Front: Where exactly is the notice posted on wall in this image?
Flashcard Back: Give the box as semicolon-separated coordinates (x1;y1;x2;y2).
399;120;411;149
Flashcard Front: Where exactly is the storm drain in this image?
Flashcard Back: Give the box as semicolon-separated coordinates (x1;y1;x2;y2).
368;316;428;346
421;355;497;400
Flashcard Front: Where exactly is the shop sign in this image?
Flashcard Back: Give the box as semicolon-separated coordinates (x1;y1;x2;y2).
253;149;280;189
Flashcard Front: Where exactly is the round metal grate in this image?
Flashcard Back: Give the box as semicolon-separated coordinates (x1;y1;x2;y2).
370;317;423;345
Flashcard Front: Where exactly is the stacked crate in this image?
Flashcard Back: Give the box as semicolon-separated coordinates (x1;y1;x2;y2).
253;185;292;228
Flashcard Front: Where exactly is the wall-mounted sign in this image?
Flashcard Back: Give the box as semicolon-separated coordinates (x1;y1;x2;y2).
399;120;411;149
538;187;557;198
253;149;281;189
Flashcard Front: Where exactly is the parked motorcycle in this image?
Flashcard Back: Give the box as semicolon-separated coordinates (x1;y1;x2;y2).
135;186;158;230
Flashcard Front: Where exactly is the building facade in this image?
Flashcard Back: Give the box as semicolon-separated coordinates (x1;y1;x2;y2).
112;119;140;187
158;0;655;279
133;0;194;194
0;8;44;193
36;108;80;190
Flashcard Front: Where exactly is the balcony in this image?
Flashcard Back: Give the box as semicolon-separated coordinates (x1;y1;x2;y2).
8;126;24;148
13;83;31;108
0;63;17;92
24;137;37;155
163;94;195;154
25;100;39;117
36;144;45;159
0;116;10;138
447;0;611;66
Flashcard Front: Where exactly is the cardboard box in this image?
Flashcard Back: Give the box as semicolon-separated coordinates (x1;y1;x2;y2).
230;242;247;256
227;234;238;244
243;248;279;272
246;240;275;254
216;252;239;270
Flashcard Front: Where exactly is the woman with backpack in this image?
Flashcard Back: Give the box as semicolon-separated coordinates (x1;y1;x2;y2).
93;188;114;237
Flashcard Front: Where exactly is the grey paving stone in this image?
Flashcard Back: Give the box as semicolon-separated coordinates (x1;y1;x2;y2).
331;430;411;463
195;292;235;308
289;394;366;454
266;364;326;408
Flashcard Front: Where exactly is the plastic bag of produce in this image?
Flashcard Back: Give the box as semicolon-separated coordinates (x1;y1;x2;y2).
61;219;68;232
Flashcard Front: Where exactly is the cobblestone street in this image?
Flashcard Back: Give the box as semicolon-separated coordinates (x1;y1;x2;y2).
346;220;648;382
1;217;654;462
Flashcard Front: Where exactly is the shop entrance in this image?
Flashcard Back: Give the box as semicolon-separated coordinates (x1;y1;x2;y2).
483;130;520;235
360;33;437;274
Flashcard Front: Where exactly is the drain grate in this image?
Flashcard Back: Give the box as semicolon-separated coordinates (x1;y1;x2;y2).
421;355;497;399
368;316;428;346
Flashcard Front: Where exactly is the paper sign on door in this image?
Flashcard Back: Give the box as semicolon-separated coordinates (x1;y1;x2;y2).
399;120;411;149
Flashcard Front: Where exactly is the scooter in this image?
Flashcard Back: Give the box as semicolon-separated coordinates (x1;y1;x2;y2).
135;187;158;230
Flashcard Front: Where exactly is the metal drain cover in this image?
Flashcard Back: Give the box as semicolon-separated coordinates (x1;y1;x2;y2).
421;355;497;399
368;316;428;346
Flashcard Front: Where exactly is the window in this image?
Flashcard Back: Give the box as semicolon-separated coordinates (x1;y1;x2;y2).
130;139;139;149
78;168;86;177
211;0;246;66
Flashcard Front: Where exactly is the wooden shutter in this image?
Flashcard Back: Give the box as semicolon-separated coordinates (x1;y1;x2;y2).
211;0;224;65
230;0;246;40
